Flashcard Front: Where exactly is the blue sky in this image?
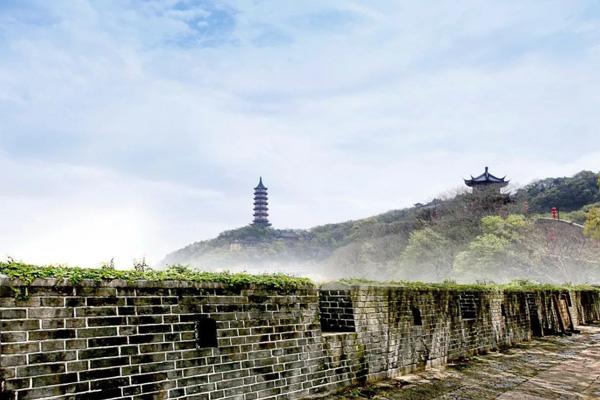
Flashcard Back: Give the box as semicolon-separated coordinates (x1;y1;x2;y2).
1;0;599;266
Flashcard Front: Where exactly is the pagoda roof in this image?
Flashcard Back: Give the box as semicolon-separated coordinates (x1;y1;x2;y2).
254;177;267;190
464;166;508;187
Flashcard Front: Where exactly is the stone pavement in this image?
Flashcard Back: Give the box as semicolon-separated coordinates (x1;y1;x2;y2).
329;325;600;399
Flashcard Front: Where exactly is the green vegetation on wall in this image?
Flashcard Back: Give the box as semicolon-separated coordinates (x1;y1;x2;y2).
0;260;313;290
338;278;599;293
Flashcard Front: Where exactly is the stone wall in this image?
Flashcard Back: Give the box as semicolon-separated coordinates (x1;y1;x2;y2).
348;287;533;379
576;290;600;324
0;279;598;400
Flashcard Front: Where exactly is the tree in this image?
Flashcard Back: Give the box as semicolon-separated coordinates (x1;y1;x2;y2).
583;174;600;240
453;215;533;282
400;228;453;280
513;170;600;213
480;214;527;240
585;216;600;240
454;234;511;279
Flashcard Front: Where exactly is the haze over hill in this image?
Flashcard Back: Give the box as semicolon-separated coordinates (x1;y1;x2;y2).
163;170;600;283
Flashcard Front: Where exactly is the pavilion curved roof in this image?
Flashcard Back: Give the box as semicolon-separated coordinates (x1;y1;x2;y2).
464;166;508;187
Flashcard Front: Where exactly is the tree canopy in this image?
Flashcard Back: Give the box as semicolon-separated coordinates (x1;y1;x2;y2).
514;170;600;213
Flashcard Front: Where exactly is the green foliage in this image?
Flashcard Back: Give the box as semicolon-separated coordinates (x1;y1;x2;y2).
0;260;313;290
400;228;453;279
481;215;527;240
338;278;597;292
454;234;510;276
559;209;587;224
133;258;149;272
453;215;531;280
584;207;600;240
583;174;600;240
514;170;600;213
213;225;279;243
404;228;450;254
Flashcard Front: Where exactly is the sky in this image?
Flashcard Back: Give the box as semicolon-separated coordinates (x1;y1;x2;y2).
1;0;600;267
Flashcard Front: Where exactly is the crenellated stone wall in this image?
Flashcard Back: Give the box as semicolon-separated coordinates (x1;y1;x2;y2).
0;278;598;400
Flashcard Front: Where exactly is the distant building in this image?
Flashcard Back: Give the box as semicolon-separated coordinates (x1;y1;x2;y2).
414;199;443;220
464;166;509;195
229;242;243;251
252;177;271;227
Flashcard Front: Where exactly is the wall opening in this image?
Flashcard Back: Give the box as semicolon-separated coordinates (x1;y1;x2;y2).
563;292;572;307
557;294;574;333
195;317;218;348
525;295;543;337
411;306;422;326
501;303;506;318
319;290;356;333
459;293;478;320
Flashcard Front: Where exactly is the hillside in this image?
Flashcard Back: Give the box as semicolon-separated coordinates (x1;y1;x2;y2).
162;170;600;282
513;170;600;213
162;206;422;278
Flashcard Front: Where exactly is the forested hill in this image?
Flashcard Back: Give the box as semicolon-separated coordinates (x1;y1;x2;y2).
162;170;600;282
513;170;600;213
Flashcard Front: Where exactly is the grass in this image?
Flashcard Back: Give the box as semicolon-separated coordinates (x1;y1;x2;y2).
0;260;313;290
338;278;600;292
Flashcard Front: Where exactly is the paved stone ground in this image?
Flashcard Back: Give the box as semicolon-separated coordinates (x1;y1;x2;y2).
329;325;600;399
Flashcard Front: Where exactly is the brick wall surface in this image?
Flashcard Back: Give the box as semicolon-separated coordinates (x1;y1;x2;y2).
574;290;600;324
318;291;355;333
0;279;598;400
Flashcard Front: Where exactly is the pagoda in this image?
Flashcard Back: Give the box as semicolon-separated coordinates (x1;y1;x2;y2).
464;166;509;195
252;177;271;227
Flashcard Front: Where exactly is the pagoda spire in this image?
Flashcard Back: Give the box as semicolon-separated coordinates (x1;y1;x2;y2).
252;177;271;227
